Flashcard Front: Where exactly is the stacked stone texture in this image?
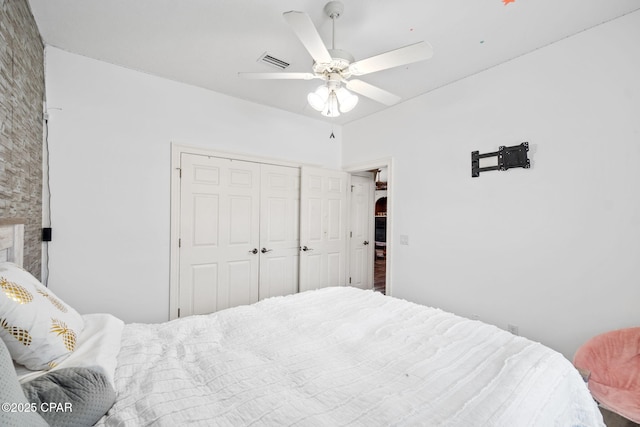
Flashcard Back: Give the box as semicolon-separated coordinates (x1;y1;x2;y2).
0;0;45;276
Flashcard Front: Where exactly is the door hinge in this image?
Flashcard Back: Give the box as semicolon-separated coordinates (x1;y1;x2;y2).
177;308;181;317
350;231;352;238
351;185;354;192
178;238;181;248
349;277;352;284
177;167;182;178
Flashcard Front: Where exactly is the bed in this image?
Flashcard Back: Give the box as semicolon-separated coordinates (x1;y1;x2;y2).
0;222;604;426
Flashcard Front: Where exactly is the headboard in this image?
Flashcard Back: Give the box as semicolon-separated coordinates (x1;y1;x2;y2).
0;219;25;267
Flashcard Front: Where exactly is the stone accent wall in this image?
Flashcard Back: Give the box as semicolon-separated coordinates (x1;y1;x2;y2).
0;0;44;276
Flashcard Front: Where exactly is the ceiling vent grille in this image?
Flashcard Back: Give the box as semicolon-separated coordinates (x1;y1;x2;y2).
258;53;290;70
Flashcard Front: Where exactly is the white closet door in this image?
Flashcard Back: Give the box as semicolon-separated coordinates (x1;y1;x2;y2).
299;166;349;292
179;154;260;316
259;164;300;299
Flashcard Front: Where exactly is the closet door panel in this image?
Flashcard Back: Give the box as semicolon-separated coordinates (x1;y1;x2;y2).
259;254;298;299
192;195;219;246
299;166;349;292
259;164;301;300
228;196;253;245
190;264;218;314
179;154;260;316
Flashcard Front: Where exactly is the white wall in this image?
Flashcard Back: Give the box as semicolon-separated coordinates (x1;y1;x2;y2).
343;11;640;359
45;47;341;323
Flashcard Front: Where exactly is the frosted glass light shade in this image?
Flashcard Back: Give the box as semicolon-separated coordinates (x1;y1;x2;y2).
307;86;329;111
336;88;358;113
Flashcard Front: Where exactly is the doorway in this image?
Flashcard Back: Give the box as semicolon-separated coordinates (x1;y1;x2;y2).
374;182;387;294
346;158;393;296
349;174;375;290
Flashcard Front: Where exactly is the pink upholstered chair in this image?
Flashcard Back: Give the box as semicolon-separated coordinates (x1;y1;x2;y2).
573;327;640;423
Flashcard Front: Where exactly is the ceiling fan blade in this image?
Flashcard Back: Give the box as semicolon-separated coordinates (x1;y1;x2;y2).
238;72;318;80
346;79;402;106
349;41;433;76
283;11;332;65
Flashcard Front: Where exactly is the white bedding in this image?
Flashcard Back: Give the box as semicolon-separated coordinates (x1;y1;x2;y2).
97;287;604;426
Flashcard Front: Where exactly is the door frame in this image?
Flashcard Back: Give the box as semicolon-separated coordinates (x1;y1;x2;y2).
344;157;394;296
170;143;304;320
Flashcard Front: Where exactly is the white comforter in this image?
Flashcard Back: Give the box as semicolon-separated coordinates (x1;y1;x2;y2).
97;287;603;426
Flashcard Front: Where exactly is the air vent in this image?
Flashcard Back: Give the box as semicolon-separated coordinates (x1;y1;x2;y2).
258;53;290;70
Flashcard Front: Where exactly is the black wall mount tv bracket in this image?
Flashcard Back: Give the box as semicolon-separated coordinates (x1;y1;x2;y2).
471;142;530;177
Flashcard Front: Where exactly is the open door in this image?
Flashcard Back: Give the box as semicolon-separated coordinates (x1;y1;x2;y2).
299;166;349;292
349;174;374;289
344;160;393;296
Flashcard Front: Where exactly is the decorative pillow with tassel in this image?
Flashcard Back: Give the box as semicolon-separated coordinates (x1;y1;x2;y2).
0;262;84;370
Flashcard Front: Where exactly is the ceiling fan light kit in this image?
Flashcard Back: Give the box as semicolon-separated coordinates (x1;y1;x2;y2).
239;1;433;118
308;73;359;117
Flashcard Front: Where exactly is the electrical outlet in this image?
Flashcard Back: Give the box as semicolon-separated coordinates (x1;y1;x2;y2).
507;324;519;335
400;235;409;245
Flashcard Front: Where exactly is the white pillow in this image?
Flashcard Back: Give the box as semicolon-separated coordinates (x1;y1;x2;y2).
0;262;84;370
17;313;124;388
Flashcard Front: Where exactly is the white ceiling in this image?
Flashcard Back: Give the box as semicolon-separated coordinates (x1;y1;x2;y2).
28;0;640;125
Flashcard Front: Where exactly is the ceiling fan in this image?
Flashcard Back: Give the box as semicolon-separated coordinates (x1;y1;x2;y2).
238;1;433;117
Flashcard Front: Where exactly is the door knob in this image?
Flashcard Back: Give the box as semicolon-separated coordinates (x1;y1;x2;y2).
301;246;314;252
261;248;273;253
363;240;370;245
249;248;258;254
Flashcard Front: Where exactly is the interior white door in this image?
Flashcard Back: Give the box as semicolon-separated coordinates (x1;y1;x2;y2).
349;174;374;289
299;166;349;292
258;164;300;299
179;154;260;316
